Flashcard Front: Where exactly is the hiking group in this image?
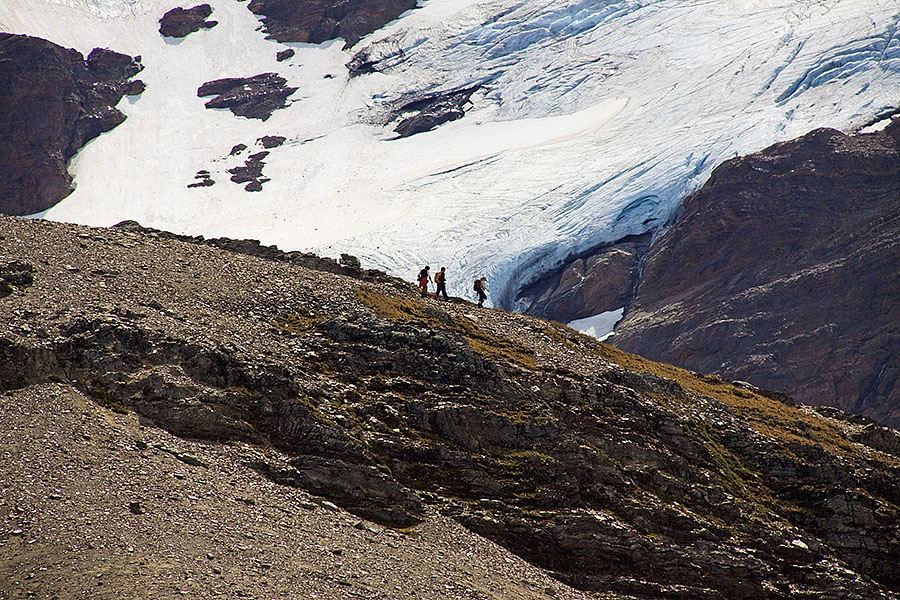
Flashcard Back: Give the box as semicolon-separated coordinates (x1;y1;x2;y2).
418;266;489;306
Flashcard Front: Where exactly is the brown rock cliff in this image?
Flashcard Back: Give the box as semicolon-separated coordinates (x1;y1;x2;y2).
0;34;142;216
613;120;900;426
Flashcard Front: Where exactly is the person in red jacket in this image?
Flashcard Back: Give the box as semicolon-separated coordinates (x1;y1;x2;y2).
417;265;431;296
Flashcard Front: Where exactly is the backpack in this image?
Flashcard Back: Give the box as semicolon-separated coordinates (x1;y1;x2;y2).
473;279;481;291
418;269;428;282
434;271;444;284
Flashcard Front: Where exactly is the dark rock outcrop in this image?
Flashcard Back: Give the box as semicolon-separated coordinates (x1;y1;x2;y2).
2;214;900;599
228;150;269;191
125;79;146;95
197;73;297;121
258;135;286;148
0;34;142;215
0;260;35;298
519;233;652;323
246;0;417;49
159;4;218;38
187;170;214;188
614;120;900;426
393;86;481;138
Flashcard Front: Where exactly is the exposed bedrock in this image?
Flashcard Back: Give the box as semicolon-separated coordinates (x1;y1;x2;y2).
613;119;900;426
392;85;481;138
0;34;142;215
246;0;417;49
228;151;270;192
158;4;218;38
3;215;900;598
519;233;652;324
197;73;297;121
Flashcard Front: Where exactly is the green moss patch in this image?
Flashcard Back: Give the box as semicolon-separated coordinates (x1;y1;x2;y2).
354;287;537;369
272;309;327;334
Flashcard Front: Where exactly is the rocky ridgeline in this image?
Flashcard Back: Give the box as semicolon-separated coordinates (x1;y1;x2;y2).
1;215;899;599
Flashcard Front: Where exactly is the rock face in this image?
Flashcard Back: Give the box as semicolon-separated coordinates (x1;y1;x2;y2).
613;121;900;427
187;170;214;188
247;0;417;49
392;86;481;138
2;215;900;599
228;151;270;192
197;73;297;121
0;34;142;215
158;4;218;38
519;233;652;323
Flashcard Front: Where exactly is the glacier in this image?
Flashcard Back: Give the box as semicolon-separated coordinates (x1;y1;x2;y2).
2;0;899;307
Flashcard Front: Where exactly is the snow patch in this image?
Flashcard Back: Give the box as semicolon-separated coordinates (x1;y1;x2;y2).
568;308;624;342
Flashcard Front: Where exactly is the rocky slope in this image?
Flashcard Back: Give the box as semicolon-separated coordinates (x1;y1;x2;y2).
2;215;900;600
518;234;652;324
0;34;142;216
613;119;900;427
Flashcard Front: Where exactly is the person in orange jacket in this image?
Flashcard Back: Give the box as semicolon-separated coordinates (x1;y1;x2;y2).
434;266;448;301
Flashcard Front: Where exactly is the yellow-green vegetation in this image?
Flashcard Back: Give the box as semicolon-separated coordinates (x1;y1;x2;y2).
562;329;885;464
225;385;255;400
693;420;775;514
272;309;326;334
354;286;537;369
480;442;556;466
86;383;128;415
493;406;557;426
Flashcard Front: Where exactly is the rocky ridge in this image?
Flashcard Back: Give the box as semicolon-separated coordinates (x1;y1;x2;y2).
613;118;900;427
0;34;142;216
1;215;900;599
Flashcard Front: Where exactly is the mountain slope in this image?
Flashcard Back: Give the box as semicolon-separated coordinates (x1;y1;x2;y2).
613;118;900;428
2;215;900;599
1;0;899;305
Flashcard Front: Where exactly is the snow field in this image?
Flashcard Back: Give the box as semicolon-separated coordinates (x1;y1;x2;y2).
2;0;899;308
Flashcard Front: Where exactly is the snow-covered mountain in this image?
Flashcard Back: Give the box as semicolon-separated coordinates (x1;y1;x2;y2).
2;0;899;306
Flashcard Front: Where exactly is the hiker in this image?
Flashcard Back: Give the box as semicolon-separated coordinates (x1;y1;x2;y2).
417;265;431;296
434;266;448;301
474;276;488;307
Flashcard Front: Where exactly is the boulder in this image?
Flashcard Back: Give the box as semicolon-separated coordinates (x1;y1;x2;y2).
392;86;481;138
158;4;217;38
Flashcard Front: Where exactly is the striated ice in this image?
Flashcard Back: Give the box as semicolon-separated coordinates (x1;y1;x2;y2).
1;0;899;308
